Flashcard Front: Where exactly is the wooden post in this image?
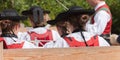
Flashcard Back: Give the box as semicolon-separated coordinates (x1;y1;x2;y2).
3;46;120;60
0;42;3;60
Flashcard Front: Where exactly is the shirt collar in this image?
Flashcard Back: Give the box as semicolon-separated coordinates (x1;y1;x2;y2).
95;1;106;11
29;27;47;34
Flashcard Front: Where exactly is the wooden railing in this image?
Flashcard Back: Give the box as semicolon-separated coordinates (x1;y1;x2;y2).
0;42;3;60
1;42;120;60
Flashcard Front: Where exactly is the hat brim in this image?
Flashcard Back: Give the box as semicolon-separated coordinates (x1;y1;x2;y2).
22;9;50;15
47;12;68;25
43;10;50;14
22;10;32;15
47;18;66;25
0;16;27;21
68;9;95;15
47;20;57;25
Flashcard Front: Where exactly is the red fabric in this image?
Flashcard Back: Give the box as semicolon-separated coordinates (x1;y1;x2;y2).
0;37;4;42
91;4;112;34
64;36;99;47
5;42;24;49
28;30;53;46
0;37;24;49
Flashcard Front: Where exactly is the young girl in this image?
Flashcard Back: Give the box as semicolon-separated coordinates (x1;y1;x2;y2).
47;11;69;37
22;6;61;47
0;9;37;49
44;6;110;48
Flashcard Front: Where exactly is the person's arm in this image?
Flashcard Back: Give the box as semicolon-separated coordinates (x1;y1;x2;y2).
86;10;111;35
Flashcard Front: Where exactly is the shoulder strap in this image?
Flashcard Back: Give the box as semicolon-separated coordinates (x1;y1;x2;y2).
80;31;89;47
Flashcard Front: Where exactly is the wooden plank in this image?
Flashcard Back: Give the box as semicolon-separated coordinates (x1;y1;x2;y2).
3;46;120;60
0;42;3;60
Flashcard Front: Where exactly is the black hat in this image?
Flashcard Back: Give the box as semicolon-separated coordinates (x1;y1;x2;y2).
22;6;43;15
22;6;49;15
67;6;95;15
0;9;27;21
47;6;95;25
47;11;68;25
22;6;50;14
43;10;50;14
22;6;44;24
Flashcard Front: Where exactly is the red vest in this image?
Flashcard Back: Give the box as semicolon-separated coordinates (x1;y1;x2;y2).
5;42;24;49
64;36;99;47
3;40;24;49
91;4;112;34
0;37;24;49
0;37;4;42
28;30;53;46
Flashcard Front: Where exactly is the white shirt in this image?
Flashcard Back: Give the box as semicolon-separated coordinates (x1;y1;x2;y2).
45;24;51;29
86;1;111;35
44;31;110;48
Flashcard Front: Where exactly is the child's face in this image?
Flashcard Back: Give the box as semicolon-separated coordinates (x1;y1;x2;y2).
44;13;51;22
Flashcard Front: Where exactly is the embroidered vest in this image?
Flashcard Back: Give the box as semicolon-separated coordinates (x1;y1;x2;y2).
91;4;112;34
28;30;53;46
3;40;24;49
64;36;99;47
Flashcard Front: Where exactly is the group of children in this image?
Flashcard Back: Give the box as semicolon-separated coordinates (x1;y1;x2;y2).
0;5;110;49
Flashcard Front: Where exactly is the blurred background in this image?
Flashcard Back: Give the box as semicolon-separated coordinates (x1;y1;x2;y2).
0;0;120;34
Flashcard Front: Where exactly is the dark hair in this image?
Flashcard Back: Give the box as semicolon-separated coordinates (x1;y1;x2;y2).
67;14;90;46
0;9;27;37
34;21;45;28
56;21;69;37
68;14;89;31
22;6;44;28
0;20;19;35
29;15;45;28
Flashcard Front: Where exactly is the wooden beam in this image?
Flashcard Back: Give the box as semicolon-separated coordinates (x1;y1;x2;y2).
3;46;120;60
0;42;3;60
